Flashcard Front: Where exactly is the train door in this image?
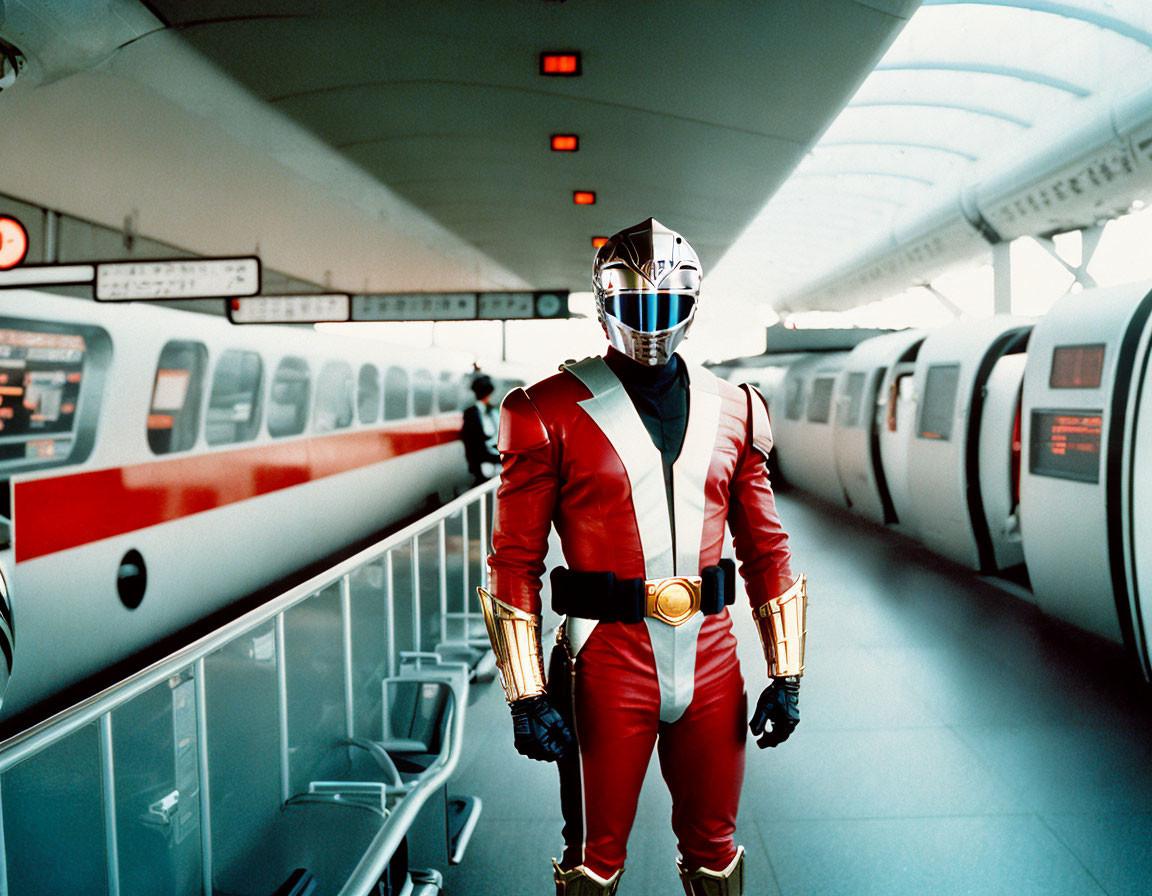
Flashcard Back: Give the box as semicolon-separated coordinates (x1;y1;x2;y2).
878;362;918;538
976;353;1027;573
1123;314;1152;678
835;331;925;526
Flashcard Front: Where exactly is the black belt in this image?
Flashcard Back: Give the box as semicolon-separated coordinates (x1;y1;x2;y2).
550;559;735;625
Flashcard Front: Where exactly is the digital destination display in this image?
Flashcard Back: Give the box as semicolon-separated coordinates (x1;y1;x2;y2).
1050;344;1105;389
1030;409;1103;483
0;328;86;462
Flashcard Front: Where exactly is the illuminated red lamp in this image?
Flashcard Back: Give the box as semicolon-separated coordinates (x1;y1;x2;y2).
573;191;596;205
540;52;581;76
0;215;29;270
591;237;608;248
551;134;579;152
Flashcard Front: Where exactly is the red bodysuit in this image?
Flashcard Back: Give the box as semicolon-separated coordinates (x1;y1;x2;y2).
489;353;792;879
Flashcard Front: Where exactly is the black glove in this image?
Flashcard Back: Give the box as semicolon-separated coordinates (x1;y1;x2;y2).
749;676;800;749
510;694;574;762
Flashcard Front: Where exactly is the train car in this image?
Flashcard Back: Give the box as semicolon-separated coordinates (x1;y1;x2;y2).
744;282;1152;681
1020;280;1152;675
0;289;480;726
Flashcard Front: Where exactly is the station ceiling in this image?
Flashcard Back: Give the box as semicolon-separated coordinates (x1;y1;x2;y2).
0;0;918;298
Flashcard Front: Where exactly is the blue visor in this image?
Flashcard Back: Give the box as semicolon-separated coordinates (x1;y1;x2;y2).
605;292;695;333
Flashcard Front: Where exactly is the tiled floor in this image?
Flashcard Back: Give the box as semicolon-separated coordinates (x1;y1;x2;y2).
442;492;1152;895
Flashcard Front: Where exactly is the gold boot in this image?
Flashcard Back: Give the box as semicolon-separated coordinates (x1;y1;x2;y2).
677;846;744;896
553;859;623;895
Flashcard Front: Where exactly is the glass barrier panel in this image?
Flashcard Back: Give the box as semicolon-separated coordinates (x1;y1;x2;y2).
111;668;202;896
2;723;108;895
203;624;284;894
391;541;418;659
349;558;390;739
284;583;347;796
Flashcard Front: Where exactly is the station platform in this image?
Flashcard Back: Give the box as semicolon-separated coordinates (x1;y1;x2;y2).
444;490;1152;896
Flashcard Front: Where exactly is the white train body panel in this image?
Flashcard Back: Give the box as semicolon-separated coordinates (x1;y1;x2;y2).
773;353;849;506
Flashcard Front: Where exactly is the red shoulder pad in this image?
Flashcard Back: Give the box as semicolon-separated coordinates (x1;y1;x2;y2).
497;387;551;454
739;383;774;458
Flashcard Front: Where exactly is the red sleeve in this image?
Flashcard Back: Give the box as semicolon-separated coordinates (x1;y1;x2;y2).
487;388;560;615
728;384;793;610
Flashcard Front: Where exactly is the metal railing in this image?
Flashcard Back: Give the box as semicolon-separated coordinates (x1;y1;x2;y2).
0;478;498;896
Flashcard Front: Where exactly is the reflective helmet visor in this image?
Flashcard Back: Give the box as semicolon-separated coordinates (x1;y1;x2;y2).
604;292;695;333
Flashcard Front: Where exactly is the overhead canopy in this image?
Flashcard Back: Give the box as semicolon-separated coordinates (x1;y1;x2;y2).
711;0;1152;313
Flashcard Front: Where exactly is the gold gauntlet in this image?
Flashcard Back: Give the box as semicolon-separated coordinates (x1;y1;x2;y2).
752;574;807;677
477;588;547;703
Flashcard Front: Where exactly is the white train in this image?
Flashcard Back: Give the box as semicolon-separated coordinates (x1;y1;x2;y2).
731;280;1152;681
0;289;506;727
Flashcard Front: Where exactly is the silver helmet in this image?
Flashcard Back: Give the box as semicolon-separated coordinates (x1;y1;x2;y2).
592;218;702;366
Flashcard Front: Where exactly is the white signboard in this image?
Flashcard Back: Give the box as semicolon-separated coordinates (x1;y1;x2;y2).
349;290;569;321
95;257;260;301
477;292;534;319
228;294;351;324
353;293;479;321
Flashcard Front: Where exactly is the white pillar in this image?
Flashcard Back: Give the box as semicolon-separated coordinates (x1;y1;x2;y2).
992;241;1012;315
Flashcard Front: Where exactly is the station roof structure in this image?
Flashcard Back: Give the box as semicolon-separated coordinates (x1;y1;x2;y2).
710;0;1152;314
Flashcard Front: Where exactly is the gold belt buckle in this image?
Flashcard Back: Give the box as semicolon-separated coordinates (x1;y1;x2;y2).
645;576;703;626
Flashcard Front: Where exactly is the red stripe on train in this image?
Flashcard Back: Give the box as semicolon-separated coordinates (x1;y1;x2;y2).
12;418;463;563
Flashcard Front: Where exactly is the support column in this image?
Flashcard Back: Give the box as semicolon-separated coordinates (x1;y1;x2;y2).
923;284;963;317
992;240;1012;315
1033;224;1103;291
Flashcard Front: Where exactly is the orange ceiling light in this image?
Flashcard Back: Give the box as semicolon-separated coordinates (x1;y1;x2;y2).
540;52;581;76
573;191;596;205
551;134;579;151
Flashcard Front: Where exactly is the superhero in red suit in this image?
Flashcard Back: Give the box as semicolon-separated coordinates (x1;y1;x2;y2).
478;219;806;896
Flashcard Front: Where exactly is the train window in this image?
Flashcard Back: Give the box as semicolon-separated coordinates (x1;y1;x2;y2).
413;369;434;417
784;377;805;421
0;319;110;473
1050;343;1105;389
918;364;960;441
886;372;915;432
437;371;458;411
838;372;866;428
206;350;263;445
384;366;409;420
315;361;354;432
147;341;206;454
807;376;835;424
1030;409;1103;483
358;363;380;424
268;357;310;437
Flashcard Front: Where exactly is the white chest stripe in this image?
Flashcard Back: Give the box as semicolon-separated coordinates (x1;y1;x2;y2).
673;365;722;577
563;358;724;724
652;363;721;722
568;358;674;579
